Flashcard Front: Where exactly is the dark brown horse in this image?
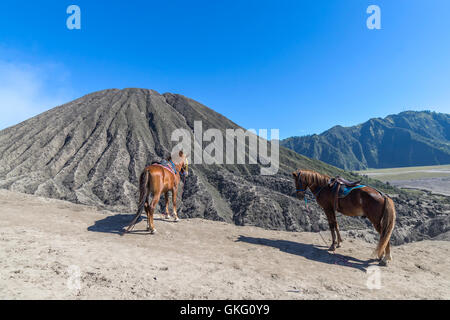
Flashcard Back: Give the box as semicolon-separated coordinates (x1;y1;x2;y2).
292;169;396;265
122;150;188;235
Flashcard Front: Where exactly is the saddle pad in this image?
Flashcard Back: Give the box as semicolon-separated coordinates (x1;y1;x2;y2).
338;185;366;198
151;163;176;175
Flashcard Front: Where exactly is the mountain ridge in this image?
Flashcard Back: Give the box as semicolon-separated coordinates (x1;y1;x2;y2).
281;110;450;170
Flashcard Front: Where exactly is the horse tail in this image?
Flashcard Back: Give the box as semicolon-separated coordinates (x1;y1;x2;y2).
375;196;396;258
122;169;151;234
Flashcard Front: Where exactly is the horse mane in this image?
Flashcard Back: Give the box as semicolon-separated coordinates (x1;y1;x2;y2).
299;169;331;187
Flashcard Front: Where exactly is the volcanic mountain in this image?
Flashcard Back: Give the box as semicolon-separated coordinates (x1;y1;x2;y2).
281;111;450;170
0;89;448;244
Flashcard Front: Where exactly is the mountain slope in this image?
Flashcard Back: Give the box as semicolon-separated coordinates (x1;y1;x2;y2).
0;90;448;244
281;111;450;170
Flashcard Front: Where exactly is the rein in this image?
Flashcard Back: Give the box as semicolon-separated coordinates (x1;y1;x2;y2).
312;185;325;197
169;160;178;175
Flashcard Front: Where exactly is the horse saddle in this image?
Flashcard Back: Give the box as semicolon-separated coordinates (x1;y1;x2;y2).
330;176;365;212
330;176;361;188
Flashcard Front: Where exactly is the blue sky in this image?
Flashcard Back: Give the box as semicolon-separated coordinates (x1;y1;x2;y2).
0;0;449;139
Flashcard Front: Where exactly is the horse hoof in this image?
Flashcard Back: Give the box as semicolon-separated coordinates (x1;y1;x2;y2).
378;259;388;267
150;229;157;234
174;218;179;222
328;246;336;252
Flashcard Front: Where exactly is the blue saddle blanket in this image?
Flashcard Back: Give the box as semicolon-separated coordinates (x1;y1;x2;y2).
151;159;177;174
337;185;366;198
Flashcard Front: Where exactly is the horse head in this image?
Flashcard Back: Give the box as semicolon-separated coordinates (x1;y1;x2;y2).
292;170;306;200
173;150;189;176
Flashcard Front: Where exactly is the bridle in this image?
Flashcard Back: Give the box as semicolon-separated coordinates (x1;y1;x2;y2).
179;158;189;184
169;158;188;176
295;171;326;206
295;171;310;207
296;171;307;193
180;158;188;174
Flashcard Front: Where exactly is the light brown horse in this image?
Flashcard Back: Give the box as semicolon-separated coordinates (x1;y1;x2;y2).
292;169;396;265
122;150;188;235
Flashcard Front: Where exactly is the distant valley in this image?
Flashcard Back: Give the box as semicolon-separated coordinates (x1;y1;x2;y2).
358;164;450;196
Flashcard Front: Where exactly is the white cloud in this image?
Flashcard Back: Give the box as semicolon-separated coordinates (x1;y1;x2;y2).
0;59;74;130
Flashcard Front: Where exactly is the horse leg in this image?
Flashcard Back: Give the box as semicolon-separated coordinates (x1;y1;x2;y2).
172;189;179;222
369;217;385;261
147;192;161;234
328;222;337;251
383;242;392;264
335;222;343;248
163;192;170;219
325;210;338;251
144;201;150;230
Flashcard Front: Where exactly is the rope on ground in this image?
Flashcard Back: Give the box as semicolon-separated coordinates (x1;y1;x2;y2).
304;194;360;268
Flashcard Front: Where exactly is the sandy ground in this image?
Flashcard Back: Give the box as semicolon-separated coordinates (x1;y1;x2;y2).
389;177;450;197
0;189;449;300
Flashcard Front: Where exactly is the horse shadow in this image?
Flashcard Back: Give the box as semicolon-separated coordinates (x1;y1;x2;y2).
87;213;179;235
87;213;143;235
236;235;377;272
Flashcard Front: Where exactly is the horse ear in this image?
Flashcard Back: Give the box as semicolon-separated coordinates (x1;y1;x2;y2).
292;171;297;178
179;150;184;157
